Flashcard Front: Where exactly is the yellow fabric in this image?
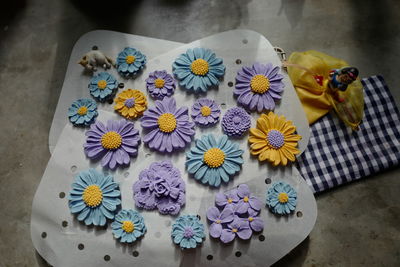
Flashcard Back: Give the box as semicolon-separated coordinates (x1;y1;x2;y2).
286;50;364;130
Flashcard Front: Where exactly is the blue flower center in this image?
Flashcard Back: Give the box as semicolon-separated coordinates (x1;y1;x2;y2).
183;227;194;238
267;130;284;149
124;98;135;108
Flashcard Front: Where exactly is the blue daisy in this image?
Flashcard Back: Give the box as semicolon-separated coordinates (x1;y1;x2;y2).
67;98;98;126
266;181;297;215
88;72;118;102
171;215;205;249
68;169;121;226
186;134;244;187
111;209;147;243
116;47;147;78
172;47;225;93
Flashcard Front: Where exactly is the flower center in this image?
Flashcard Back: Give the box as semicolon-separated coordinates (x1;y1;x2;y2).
243;196;249;202
267;130;285;149
232;228;238;233
250;74;270;94
203;148;225;168
125;55;136;64
157;113;177;133
122;221;135;233
216;219;221;224
191;58;209;76
77;106;88;116
278;192;289;203
97;80;107;89
248;217;254;222
183;227;194;238
101;131;122;150
154;78;165;88
233;116;241;124
227;198;233;204
124;98;135;108
82;185;103;207
200;106;212;117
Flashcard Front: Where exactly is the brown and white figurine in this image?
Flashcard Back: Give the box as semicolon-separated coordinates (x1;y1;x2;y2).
78;47;114;71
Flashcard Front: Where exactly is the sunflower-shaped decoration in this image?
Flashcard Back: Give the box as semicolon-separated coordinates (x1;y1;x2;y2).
114;89;147;119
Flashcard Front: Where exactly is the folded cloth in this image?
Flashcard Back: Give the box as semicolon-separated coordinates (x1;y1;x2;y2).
296;75;400;193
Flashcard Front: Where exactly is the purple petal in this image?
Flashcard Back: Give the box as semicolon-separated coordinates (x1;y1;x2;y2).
237;184;250;198
237;227;252;240
209;223;223;238
220;229;235;243
206;206;220;221
249;197;262;211
220;207;234;223
250;217;264;232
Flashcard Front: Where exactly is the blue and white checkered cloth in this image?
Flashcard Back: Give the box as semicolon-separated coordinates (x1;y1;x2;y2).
296;75;400;193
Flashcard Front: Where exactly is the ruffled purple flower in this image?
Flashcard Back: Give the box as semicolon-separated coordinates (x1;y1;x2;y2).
145;70;176;100
235;184;262;214
221;107;251;137
206;206;234;238
191;98;220;126
215;189;239;210
220;218;252;243
132;161;185;215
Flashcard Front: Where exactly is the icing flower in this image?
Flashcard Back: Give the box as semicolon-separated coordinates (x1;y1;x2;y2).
83;120;141;169
221;107;251;137
248;112;301;166
186;134;243;187
114;89;147;119
145;70;176;99
244;209;264;232
220;217;252;243
68;169;121;226
206;207;234;238
235;184;262;214
215;189;240;210
141;97;195;153
68;98;98;126
234;63;284;112
172;47;225;93
111;209;146;243
191;98;220;126
133;161;185;215
171;215;205;249
116;47;147;78
266;181;297;215
89;72;118;102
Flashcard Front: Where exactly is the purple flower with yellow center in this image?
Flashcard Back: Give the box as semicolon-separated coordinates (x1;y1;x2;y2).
221;107;251;137
206;206;234;238
145;70;176;100
234;63;284;112
215;189;239;209
220;217;252;243
191;98;220;126
235;184;262;214
243;209;264;232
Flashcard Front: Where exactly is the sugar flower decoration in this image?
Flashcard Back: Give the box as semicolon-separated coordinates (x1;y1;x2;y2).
83;120;141;169
141;97;195;153
234;63;284;112
116;47;147;78
186;134;243;187
191;98;220;126
111;209;147;243
206;207;234;238
221;107;251;137
145;70;176;99
172;47;225;93
68;98;98;126
133;161;185;215
68;169;121;226
89;72;118;102
266;181;297;215
249;112;301;166
171;215;205;249
114;89;147;119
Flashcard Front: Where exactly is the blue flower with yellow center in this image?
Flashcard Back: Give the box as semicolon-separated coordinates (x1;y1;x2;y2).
171;215;205;249
266;181;297;215
111;209;147;243
88;72;118;102
116;47;147;78
68;98;98;126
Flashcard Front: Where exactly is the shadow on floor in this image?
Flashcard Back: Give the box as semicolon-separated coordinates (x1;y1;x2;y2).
272;237;310;266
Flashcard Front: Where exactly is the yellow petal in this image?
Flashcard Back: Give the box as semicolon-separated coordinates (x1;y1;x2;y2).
259;149;270;161
256;118;269;133
121;107;129;116
279;150;288;165
284;134;301;142
284;144;300;155
249;128;267;139
114;102;124;110
251;141;267;150
281;147;295;162
281;125;296;135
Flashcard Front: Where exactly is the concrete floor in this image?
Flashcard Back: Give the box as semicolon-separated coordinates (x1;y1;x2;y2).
1;0;399;266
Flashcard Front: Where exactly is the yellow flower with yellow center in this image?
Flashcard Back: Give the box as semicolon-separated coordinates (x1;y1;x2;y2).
203;148;225;168
200;106;212;117
158;113;177;133
278;192;289;203
122;221;135;233
82;185;103;207
77;106;88;116
191;59;209;76
154;78;165;88
114;89;148;119
250;74;270;94
101;131;122;150
97;80;108;90
125;55;136;64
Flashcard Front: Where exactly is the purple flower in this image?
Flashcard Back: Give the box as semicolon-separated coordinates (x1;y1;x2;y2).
141;97;195;153
235;184;262;214
220;218;252;243
221;107;251;137
145;70;176;100
83;120;140;169
215;189;239;209
206;206;234;238
191;98;220;126
234;62;284;112
244;209;264;232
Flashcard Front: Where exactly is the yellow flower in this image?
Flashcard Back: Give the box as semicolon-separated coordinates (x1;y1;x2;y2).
248;112;301;166
114;89;147;119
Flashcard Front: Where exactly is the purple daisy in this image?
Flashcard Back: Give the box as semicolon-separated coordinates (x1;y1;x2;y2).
83;120;141;169
221;107;251;137
140;97;195;153
220;217;252;243
206;206;234;238
234;63;284;112
235;184;262;214
191;98;220;126
215;189;239;210
145;70;176;100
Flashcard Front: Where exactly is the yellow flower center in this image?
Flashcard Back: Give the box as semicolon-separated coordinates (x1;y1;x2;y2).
200;106;212;117
77;106;88;116
243;196;249;202
82;185;103;207
248;217;254;222
250;74;270;94
216;219;221;224
97;80;107;89
278;192;289;203
191;59;209;76
227;198;233;204
203;148;225;168
101;131;122;150
157;113;177;133
126;55;136;64
154;78;165;88
122;221;135;233
232;228;238;233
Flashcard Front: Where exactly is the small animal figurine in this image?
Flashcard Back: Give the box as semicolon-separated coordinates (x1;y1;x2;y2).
78;47;114;71
328;67;359;102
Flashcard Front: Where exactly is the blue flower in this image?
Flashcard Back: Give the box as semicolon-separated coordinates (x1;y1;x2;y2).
171;215;205;249
266;181;297;215
88;72;118;102
116;47;147;78
68;98;98;126
111;209;147;243
172;48;225;93
186;134;244;187
68;169;121;226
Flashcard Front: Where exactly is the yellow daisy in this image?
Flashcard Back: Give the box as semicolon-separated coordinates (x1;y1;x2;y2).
249;112;301;166
114;89;147;119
